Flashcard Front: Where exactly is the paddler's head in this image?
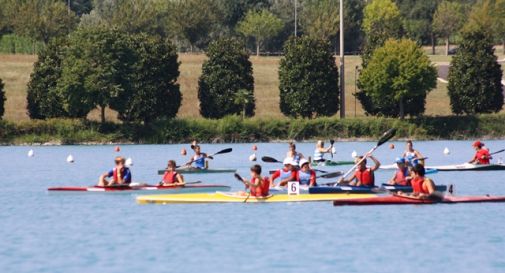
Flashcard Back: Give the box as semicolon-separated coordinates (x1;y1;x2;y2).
472;141;483;150
406;140;413;150
317;140;324;148
411;164;426;178
250;164;262;177
114;156;125;167
356;156;367;170
395;157;406;169
194;145;201;154
289;142;296;152
167;160;176;171
299;159;310;171
283;158;294;170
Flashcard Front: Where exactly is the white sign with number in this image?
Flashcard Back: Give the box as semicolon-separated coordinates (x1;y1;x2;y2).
287;181;300;195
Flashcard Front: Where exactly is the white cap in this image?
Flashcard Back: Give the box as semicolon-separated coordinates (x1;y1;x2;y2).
299;159;309;167
283;158;292;165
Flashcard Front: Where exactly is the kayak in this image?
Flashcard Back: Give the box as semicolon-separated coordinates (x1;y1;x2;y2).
136;192;377;204
333;194;505;206
308;184;447;194
311;160;354;167
48;184;231;194
380;164;438;174
157;168;237;175
426;163;505;172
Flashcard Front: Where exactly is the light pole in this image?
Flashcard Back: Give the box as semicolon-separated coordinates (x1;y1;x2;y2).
294;0;298;37
339;0;345;118
67;0;71;15
354;65;360;117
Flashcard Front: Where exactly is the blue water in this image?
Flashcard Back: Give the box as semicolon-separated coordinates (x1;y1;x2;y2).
1;141;505;273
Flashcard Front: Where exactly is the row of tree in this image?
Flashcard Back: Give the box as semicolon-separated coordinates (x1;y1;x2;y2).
1;0;504;56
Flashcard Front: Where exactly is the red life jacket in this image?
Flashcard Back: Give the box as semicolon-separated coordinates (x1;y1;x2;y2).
411;176;430;194
355;168;374;186
250;177;270;197
475;149;491;164
112;168;123;183
162;171;178;184
394;168;409;186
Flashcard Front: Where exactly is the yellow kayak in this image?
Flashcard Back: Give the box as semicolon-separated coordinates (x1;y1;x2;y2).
136;192;377;204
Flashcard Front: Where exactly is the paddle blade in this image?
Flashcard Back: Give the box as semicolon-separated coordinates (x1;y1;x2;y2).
261;156;281;163
185;181;202;185
320;171;343;179
377;128;397;146
214;148;232;155
330;140;335;145
234;173;243;181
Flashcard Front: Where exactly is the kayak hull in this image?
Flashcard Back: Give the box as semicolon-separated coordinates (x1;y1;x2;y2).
380;164;438;174
158;168;237;175
311;160;354;167
333;195;505;206
136;192;376;204
427;163;505;172
308;184;447;194
48;184;231;194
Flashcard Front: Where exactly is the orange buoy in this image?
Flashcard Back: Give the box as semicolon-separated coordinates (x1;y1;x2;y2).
181;148;187;156
115;146;121;152
389;144;395;149
252;145;258;151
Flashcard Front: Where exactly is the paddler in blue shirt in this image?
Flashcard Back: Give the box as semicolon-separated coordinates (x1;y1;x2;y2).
313;140;333;163
98;156;132;186
185;145;212;169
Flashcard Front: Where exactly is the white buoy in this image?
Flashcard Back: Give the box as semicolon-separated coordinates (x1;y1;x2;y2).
27;149;34;157
66;154;74;163
351;150;357;158
125;157;133;167
249;153;257;161
443;147;450;155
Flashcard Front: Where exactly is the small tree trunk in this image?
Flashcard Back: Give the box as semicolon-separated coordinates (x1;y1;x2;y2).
431;33;436;55
399;98;405;120
100;106;106;124
242;104;246;120
445;37;450;56
502;38;505;55
256;40;260;57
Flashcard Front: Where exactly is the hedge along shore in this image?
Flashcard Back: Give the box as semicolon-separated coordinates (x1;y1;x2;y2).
1;114;505;145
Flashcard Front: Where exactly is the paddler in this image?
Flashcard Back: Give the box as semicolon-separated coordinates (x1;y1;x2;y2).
398;164;440;199
402;140;424;167
237;164;270;197
286;142;304;165
338;154;380;187
388;157;410;186
160;160;185;186
270;158;297;187
185;144;212;169
313;140;333;163
469;141;491;165
98;156;132;186
295;159;317;186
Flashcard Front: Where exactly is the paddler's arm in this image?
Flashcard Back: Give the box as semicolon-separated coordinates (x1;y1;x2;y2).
203;153;213;160
309;171;316;187
338;174;356;185
279;172;296;187
388;172;397;185
270;171;280;187
369;156;381;171
175;174;185;186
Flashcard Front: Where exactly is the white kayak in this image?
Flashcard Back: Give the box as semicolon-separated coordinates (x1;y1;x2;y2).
426;163;505;172
380;164;438;174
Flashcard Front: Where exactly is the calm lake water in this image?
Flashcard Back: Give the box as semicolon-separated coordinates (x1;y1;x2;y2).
1;141;505;273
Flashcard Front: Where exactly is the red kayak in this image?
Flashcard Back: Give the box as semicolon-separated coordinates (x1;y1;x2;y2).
48;184;230;194
333;194;505;206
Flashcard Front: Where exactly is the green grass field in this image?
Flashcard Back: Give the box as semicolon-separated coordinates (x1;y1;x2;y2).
0;50;503;122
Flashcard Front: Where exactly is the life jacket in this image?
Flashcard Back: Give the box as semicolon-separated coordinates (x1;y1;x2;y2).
313;149;324;161
112;167;131;184
250;177;270;197
193;154;205;169
394;168;409;186
355;168;374;187
411;176;430;194
162;171;178;184
297;170;315;186
279;168;293;180
475;149;491;165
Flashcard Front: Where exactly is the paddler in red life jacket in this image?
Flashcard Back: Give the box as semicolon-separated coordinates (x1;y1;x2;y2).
98;156;132;186
388;157;410;186
160;160;185;186
398;164;440;199
185;145;212;169
270;158;297;187
338;154;380;187
469;141;491;165
295;159;317;187
286;142;304;166
237;164;270;197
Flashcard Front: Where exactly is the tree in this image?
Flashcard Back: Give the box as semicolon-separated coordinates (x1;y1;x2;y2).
68;0;93;16
357;39;437;119
447;28;503;115
56;27;135;122
12;0;78;44
27;38;68;119
117;34;181;124
432;1;466;56
214;0;270;31
301;0;339;40
362;0;403;67
494;0;505;54
198;37;255;118
0;78;5;119
395;0;438;54
234;89;254;119
237;9;283;56
279;36;339;118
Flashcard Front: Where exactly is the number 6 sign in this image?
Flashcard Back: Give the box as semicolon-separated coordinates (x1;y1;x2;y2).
287;181;300;195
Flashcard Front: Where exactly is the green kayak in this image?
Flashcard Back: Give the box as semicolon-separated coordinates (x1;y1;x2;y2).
158;167;237;175
311;160;354;167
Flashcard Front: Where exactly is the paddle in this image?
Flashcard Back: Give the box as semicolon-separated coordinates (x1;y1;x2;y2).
234;173;250;203
157;181;202;186
330;140;335;159
339;128;397;183
262;156;328;173
185;148;233;165
317;171;343;179
490;149;505;156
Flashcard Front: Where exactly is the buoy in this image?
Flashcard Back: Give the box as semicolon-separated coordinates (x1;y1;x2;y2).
66;154;74;163
114;146;120;152
389;143;395;149
27;149;34;157
249;153;257;161
181;148;187;156
252;145;258;151
443;147;450;155
351;150;357;158
125;157;133;167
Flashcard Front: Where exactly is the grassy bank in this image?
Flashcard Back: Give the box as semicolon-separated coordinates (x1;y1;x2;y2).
2;115;505;145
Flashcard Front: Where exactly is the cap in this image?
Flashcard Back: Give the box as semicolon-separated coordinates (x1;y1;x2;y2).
299;159;309;167
395;157;406;164
472;141;483;147
283;158;292;165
